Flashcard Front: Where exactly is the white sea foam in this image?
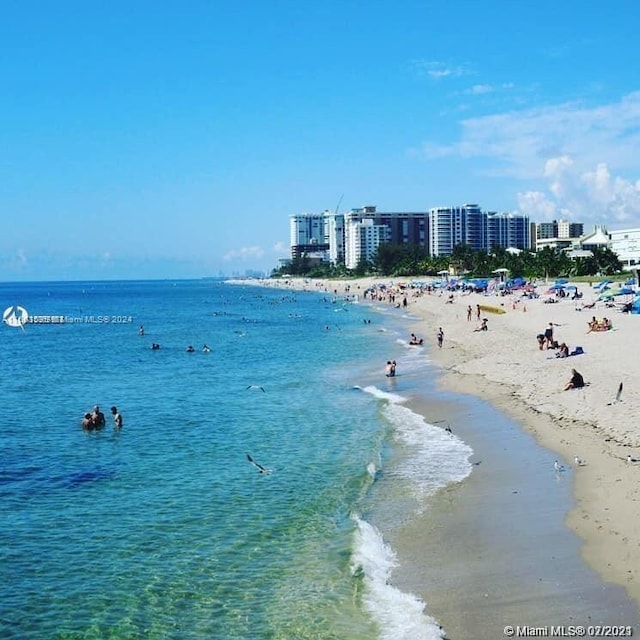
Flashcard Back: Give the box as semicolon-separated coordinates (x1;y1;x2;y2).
351;515;446;640
363;385;473;500
384;401;472;500
353;387;474;638
361;385;406;404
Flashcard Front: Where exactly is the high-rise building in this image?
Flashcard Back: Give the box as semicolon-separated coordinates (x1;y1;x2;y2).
344;217;391;269
289;203;529;269
533;219;584;250
487;212;530;251
428;204;487;256
289;213;330;260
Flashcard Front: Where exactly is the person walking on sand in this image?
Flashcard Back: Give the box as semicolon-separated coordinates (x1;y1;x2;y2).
476;304;481;321
437;327;444;348
467;305;472;322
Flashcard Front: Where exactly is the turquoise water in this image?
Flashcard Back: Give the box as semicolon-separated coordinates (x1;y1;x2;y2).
0;280;470;639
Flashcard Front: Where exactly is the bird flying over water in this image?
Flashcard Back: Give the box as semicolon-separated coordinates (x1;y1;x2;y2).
246;454;271;474
246;385;266;392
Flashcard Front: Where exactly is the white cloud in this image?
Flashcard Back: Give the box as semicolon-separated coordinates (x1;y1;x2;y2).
517;158;640;225
272;241;287;253
223;246;265;262
14;249;28;268
516;191;558;221
422;91;640;179
467;84;494;95
411;59;469;79
421;92;640;227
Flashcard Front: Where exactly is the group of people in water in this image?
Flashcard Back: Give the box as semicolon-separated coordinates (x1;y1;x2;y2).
186;344;211;353
82;405;122;431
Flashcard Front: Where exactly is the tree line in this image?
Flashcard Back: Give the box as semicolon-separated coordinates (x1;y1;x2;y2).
274;244;623;280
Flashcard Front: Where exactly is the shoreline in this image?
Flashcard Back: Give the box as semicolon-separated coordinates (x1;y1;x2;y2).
237;276;640;606
409;287;640;604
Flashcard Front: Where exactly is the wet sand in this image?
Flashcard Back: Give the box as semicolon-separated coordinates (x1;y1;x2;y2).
384;388;638;639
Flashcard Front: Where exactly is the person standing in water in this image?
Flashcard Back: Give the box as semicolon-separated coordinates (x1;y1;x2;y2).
110;406;123;429
437;327;444;348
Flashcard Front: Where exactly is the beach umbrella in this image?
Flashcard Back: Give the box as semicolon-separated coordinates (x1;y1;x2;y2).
598;290;623;300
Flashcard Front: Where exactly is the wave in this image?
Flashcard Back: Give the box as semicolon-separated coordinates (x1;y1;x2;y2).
362;385;473;501
351;515;446;640
351;385;474;638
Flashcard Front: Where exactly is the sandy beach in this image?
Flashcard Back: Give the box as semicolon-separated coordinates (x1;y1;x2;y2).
246;275;640;614
233;274;640;637
408;281;640;604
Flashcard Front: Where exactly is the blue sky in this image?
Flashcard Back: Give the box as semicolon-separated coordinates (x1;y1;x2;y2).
2;0;639;280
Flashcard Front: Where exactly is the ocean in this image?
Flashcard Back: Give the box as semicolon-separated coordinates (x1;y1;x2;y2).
0;279;472;639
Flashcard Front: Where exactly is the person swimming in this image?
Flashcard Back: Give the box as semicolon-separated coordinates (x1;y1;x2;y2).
202;344;211;353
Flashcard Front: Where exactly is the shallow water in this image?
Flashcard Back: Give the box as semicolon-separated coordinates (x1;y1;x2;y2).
1;280;462;639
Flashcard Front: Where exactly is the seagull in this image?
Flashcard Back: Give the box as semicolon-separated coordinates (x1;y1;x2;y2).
246;454;271;474
246;385;266;392
626;455;639;465
554;460;566;473
445;424;453;434
574;456;587;467
607;382;623;406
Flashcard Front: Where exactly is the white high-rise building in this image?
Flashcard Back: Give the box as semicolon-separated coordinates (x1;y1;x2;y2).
290;213;326;247
289;212;330;261
428;204;485;256
323;211;345;265
344;215;390;269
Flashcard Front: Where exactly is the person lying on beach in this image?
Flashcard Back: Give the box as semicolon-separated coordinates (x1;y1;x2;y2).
474;318;488;332
564;368;585;390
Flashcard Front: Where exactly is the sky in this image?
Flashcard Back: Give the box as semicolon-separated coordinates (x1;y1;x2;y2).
1;0;639;280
